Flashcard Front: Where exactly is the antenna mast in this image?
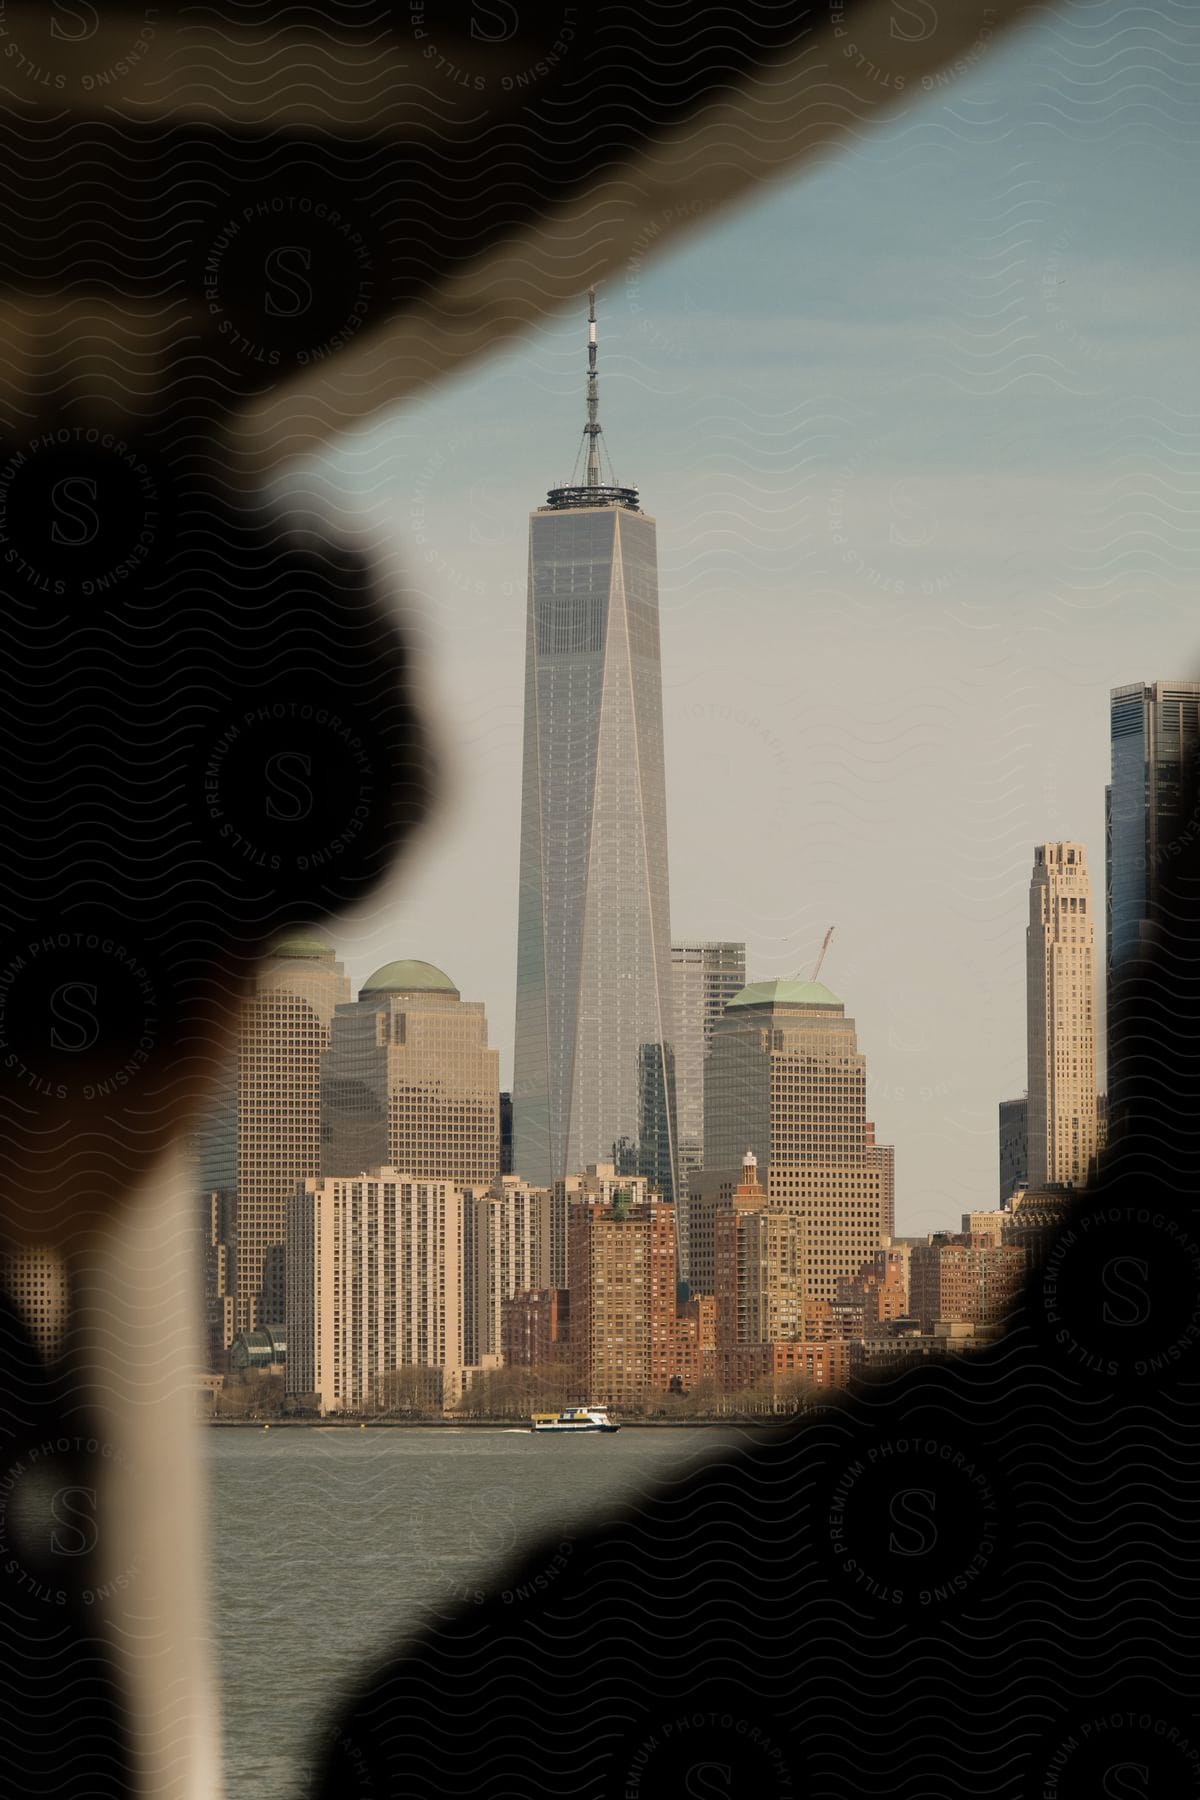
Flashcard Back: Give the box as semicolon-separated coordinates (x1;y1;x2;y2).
584;285;601;488
544;285;639;512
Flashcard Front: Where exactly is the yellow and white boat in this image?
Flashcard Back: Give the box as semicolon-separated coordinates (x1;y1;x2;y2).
530;1405;619;1435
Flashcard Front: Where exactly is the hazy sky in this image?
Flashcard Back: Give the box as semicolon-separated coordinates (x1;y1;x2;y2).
309;0;1200;1234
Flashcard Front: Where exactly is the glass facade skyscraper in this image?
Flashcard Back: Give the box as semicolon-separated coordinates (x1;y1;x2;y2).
513;293;676;1189
997;1095;1028;1202
671;941;747;1182
1106;681;1200;1127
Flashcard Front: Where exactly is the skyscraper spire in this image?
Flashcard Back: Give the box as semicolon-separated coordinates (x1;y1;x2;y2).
584;285;601;488
545;284;638;512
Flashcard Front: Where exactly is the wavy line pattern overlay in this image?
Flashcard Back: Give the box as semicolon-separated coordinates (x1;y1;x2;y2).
2;4;1197;1799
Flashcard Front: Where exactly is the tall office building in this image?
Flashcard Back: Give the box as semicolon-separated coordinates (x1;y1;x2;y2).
1107;681;1200;1127
190;1058;236;1365
286;1169;464;1415
512;291;676;1193
321;960;500;1188
638;1040;678;1204
1026;843;1098;1188
697;978;890;1304
191;1059;237;1201
202;1191;235;1371
998;1096;1028;1202
236;933;349;1332
865;1120;895;1240
671;941;746;1184
499;1091;514;1175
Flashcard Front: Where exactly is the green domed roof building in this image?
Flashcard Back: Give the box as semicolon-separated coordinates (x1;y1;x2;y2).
359;959;459;998
268;931;336;961
323;956;496;1189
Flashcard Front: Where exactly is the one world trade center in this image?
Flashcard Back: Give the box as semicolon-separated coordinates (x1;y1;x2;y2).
512;291;677;1194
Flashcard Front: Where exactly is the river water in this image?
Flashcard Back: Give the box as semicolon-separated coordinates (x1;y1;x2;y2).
209;1424;733;1798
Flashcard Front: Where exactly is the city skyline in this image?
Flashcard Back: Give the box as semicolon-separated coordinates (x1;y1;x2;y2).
249;793;1127;1240
307;38;1192;1234
262;822;1113;1228
211;669;1118;1402
182;0;1190;1436
9;3;1197;1792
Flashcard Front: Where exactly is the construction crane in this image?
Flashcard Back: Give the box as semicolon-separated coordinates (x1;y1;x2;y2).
810;925;835;984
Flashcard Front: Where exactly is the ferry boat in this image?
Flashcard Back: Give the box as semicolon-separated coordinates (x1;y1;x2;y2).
530;1405;619;1435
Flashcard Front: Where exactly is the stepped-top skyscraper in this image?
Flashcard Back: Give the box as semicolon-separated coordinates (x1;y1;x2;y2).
1026;842;1098;1188
513;290;676;1190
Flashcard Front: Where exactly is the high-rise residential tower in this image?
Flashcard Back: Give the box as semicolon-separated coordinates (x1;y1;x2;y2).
1026;843;1098;1188
236;933;349;1332
712;1151;804;1350
286;1169;464;1415
566;1193;695;1406
548;1162;652;1289
697;978;891;1304
513;290;676;1193
1106;681;1200;1129
321;959;500;1188
908;1238;1026;1334
462;1175;551;1365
